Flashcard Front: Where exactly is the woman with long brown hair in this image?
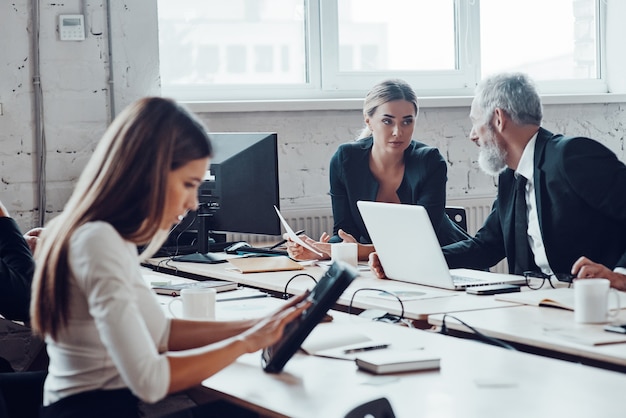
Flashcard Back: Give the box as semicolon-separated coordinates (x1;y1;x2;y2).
31;97;307;417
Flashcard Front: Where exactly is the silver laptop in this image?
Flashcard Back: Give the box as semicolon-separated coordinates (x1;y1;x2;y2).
357;201;525;290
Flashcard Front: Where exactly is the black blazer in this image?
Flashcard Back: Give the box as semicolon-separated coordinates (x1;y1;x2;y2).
0;217;34;321
443;128;626;273
329;137;469;246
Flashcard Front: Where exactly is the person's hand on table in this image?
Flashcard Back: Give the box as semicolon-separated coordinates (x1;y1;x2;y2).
368;252;388;279
571;256;626;291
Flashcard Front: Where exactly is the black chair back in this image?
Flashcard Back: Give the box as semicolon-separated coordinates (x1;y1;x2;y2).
344;397;396;418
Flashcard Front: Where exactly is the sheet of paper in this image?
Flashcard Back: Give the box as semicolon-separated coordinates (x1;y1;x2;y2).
300;323;389;360
301;324;372;354
274;205;323;257
542;326;626;346
317;260;370;271
359;287;456;302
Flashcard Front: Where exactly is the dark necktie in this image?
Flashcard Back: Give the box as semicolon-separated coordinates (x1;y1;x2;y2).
513;175;531;274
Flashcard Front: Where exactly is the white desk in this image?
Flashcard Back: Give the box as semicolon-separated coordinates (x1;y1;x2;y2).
199;312;626;418
142;267;277;320
144;267;626;417
428;305;626;371
145;258;520;325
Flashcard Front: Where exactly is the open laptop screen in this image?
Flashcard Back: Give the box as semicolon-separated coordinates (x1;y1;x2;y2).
261;261;358;373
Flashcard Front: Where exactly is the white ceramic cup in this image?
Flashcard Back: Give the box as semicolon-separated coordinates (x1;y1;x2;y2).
331;242;358;268
168;287;216;320
574;278;620;324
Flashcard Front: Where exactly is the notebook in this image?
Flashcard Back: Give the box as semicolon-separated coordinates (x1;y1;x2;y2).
227;256;304;274
357;201;526;290
355;349;440;374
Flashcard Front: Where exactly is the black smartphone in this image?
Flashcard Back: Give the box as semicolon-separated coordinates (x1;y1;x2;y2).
604;324;626;334
466;284;521;295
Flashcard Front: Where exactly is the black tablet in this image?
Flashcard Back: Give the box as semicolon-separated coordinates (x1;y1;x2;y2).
261;260;359;373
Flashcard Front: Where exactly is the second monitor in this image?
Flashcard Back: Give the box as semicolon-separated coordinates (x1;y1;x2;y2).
163;132;281;257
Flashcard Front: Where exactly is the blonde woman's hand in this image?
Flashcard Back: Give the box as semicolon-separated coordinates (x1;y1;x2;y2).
368;252;387;279
286;228;361;261
285;233;330;260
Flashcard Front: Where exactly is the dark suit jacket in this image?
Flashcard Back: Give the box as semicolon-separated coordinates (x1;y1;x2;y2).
443;128;626;273
329;137;469;246
0;217;34;321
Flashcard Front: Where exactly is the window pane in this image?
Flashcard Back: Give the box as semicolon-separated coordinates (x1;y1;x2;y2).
480;0;598;80
158;0;306;86
337;0;456;72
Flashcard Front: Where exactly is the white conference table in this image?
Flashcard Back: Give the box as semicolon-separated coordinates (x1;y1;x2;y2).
428;304;626;371
145;257;520;326
143;267;626;417
196;310;626;418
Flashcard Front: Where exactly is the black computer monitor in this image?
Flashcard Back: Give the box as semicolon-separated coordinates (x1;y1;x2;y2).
159;132;281;260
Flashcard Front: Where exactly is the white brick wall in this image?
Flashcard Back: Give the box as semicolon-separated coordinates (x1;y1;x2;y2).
0;0;159;229
1;1;626;236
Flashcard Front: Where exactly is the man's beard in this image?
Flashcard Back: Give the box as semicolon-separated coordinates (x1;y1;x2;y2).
477;128;507;176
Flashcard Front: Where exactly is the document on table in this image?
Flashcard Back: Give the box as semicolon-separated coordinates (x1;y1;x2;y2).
541;325;626;346
274;205;323;257
317;260;371;272
300;323;395;360
351;287;456;302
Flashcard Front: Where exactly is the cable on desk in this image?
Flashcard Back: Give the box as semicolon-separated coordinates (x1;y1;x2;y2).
172;211;197;255
440;314;516;351
283;273;317;299
153;258;179;275
348;288;405;324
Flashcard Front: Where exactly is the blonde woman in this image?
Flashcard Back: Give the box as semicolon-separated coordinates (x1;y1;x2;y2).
288;79;468;261
31;97;308;417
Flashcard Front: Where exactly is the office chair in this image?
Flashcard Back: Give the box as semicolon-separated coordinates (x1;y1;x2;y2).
445;206;467;232
344;397;396;418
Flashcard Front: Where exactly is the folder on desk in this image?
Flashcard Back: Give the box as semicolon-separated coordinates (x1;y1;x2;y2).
227;256;304;274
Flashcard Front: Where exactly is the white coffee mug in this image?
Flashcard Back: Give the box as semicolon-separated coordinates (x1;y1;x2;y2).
331;242;358;268
168;287;216;320
574;278;620;324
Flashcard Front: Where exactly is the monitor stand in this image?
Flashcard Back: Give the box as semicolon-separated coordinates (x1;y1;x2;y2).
171;252;226;264
170;216;228;264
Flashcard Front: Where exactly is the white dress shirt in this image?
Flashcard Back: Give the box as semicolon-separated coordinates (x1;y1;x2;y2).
43;221;171;405
515;133;554;276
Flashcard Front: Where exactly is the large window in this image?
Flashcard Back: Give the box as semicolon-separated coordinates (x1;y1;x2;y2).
158;0;606;101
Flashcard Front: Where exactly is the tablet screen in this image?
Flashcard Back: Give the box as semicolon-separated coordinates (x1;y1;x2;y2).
261;261;358;373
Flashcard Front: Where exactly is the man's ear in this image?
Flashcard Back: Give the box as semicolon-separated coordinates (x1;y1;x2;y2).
492;108;507;132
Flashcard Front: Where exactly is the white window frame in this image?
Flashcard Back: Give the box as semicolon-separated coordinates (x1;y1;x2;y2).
319;0;480;96
161;0;626;110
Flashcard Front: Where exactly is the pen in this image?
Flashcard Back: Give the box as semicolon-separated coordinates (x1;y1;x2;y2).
269;229;305;249
217;293;269;302
343;344;389;354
